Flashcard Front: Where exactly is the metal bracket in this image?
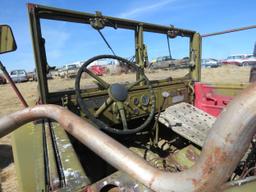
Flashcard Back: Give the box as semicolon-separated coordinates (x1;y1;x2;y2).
167;29;179;38
89;11;106;30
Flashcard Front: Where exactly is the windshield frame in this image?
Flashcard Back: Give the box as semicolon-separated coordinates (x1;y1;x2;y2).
27;3;200;103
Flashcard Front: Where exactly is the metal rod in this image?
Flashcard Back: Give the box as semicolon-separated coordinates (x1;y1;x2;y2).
97;30;116;56
202;25;256;37
166;35;172;59
1;83;256;191
221;176;256;190
154;92;171;145
0;61;28;108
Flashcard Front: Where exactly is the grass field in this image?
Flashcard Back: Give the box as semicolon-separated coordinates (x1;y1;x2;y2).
0;66;251;191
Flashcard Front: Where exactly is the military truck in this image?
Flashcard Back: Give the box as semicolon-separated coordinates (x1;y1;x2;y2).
0;4;256;192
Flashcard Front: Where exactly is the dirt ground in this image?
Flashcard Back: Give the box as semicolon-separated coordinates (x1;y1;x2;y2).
0;66;251;191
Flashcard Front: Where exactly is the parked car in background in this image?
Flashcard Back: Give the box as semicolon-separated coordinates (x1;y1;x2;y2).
173;56;190;69
148;56;176;69
10;69;28;83
222;54;256;66
0;74;7;84
59;64;78;78
242;54;256;66
221;55;246;66
32;69;53;81
27;71;35;81
201;58;219;68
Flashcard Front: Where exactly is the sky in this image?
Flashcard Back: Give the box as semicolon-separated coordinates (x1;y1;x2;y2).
0;0;256;71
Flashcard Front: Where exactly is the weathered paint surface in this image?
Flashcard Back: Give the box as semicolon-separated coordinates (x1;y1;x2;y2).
51;122;90;190
12;123;45;191
167;145;201;171
194;82;249;116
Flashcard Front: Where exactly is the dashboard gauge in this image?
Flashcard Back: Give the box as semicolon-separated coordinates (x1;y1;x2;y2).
141;95;150;106
133;108;139;115
133;97;139;105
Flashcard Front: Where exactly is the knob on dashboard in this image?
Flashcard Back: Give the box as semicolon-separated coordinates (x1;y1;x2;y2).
162;91;170;98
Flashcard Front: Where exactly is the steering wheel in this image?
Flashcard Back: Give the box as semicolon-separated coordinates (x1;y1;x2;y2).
75;55;156;134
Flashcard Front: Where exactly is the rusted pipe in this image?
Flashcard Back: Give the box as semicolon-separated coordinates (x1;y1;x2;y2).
1;84;256;191
0;61;28;108
202;25;256;37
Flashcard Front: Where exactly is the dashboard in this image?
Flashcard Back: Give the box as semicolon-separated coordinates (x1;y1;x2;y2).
64;80;191;125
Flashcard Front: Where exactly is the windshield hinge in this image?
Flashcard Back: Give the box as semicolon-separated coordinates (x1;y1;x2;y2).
90;11;106;30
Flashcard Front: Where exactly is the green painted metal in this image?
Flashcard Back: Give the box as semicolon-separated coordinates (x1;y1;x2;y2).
135;24;145;80
27;3;198;103
190;33;202;82
12;121;90;192
12;123;45;192
45;122;60;190
71;81;191;124
50;122;90;191
224;180;256;192
30;4;195;36
169;145;201;170
28;4;48;104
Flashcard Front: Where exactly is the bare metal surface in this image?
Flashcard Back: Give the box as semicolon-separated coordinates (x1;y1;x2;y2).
221;176;256;191
1;83;256;191
159;102;215;147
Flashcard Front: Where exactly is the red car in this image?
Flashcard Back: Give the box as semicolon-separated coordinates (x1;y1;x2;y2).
0;74;7;84
89;65;106;76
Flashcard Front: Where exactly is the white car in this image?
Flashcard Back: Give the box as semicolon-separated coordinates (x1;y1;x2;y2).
244;55;256;66
222;54;256;66
59;64;78;78
201;59;219;68
10;69;28;83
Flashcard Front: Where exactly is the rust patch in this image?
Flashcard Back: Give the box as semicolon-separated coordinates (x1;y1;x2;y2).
191;147;228;191
202;147;228;177
213;147;227;162
27;3;36;11
84;186;94;192
186;148;200;162
66;122;74;132
192;178;197;186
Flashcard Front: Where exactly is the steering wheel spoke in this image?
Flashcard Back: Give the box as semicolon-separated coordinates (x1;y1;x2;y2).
116;101;128;130
126;77;145;91
75;55;156;134
95;97;114;118
84;68;109;89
